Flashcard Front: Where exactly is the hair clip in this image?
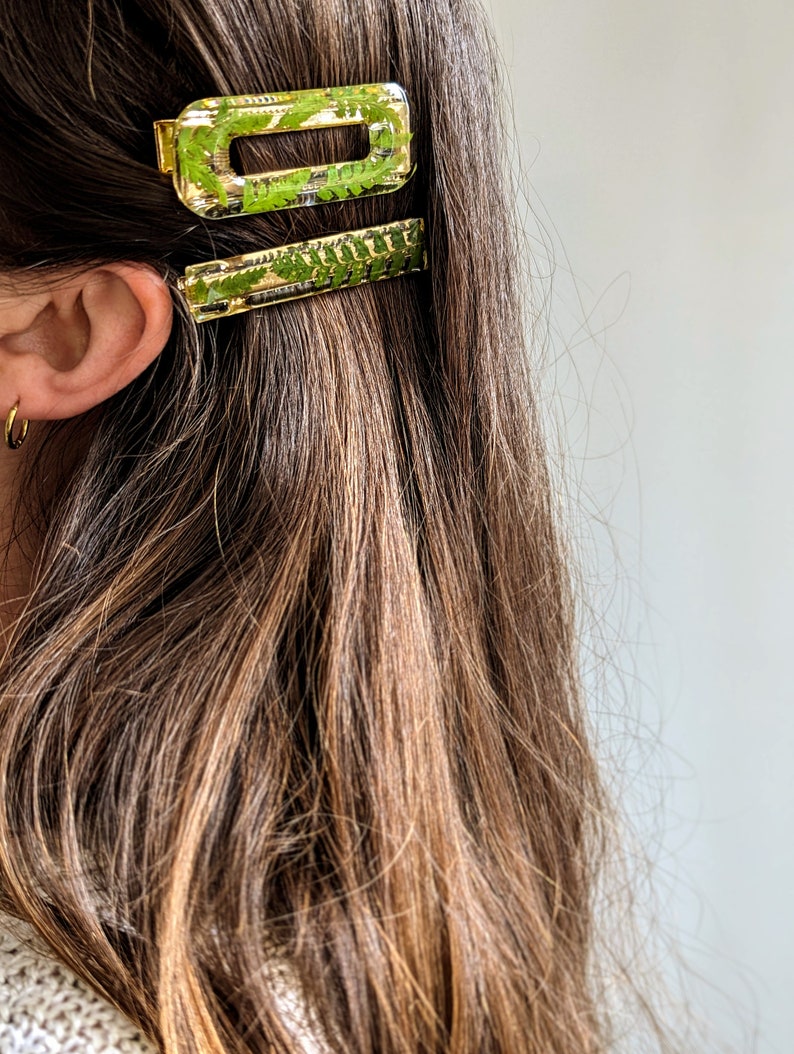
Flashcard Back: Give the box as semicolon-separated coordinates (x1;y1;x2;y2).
155;83;414;220
179;218;426;322
155;82;428;319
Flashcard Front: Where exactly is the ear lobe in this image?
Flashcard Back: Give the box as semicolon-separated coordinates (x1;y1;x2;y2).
0;263;173;422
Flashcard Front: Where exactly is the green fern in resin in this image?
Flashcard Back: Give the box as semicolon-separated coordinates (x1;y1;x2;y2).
242;167;314;212
226;110;276;138
271;86;407;136
178;99;277;209
269;223;422;292
180;87;410;216
247;86;410;210
191;265;273;306
190;223;422;307
325;85;407;135
316;153;402;203
177;125;229;206
267;242;364;292
274;92;335;130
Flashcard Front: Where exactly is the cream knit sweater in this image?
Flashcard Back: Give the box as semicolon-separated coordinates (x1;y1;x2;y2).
0;915;326;1053
0;915;154;1053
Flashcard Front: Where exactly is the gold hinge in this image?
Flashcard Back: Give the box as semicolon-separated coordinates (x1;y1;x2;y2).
153;120;176;174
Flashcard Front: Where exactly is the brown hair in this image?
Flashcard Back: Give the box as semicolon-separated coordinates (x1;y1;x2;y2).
0;1;657;1051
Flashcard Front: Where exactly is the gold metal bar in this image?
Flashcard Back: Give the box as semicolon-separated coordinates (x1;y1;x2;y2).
153;120;176;174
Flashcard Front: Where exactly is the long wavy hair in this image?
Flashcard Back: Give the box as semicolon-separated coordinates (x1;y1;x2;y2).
0;1;618;1051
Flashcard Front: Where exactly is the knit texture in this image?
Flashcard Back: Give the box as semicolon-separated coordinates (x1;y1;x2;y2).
0;914;154;1053
0;914;327;1053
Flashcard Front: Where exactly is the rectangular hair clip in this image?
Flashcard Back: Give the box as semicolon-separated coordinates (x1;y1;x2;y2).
156;83;414;220
178;218;427;322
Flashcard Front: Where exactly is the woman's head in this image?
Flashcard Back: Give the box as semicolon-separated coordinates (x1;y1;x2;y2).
0;3;618;1052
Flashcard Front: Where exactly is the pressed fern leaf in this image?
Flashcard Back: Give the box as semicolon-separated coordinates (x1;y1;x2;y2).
274;91;334;130
184;220;426;318
242;166;313;213
191;264;273;305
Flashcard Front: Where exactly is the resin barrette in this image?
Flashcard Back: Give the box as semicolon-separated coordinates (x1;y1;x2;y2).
155;82;427;322
180;219;426;322
155;83;414;220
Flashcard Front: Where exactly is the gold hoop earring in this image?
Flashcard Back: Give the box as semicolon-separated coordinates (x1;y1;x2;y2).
4;403;29;451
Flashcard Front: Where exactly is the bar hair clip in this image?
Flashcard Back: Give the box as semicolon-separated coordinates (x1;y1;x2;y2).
155;82;427;321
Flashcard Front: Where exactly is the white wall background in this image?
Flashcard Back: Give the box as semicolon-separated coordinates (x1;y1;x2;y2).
486;1;794;1051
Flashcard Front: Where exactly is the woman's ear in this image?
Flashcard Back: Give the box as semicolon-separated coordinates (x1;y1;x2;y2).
0;264;173;421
